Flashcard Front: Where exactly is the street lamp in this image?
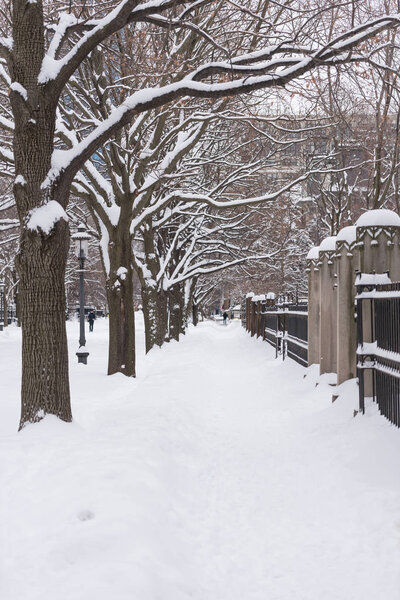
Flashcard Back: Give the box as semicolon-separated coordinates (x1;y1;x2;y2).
72;224;91;364
14;286;19;326
0;280;4;332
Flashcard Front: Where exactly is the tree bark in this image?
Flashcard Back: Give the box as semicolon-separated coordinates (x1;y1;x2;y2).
192;302;199;326
17;222;72;428
106;229;136;377
137;225;169;352
3;287;8;328
183;278;196;328
141;285;168;352
168;284;184;341
11;0;72;428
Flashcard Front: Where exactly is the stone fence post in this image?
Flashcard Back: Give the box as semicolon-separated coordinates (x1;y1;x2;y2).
306;209;400;387
318;236;337;376
246;210;400;394
335;226;359;384
245;293;253;332
306;247;320;366
356;210;400;396
357;210;400;280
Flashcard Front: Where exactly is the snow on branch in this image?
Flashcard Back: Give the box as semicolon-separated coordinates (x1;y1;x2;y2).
45;12;400;194
0;115;14;133
0;37;12;60
39;0;195;90
0;219;19;232
131;167;312;228
0;146;14;166
164;251;281;289
26;200;68;235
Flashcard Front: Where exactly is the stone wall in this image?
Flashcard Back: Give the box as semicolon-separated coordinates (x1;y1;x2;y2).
307;209;400;383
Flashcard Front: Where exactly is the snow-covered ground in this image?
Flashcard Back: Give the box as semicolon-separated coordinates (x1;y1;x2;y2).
1;316;400;600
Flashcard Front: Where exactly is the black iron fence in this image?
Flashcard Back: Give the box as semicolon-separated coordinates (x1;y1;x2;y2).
244;296;308;367
286;310;308;367
264;312;280;352
244;278;400;428
356;278;400;427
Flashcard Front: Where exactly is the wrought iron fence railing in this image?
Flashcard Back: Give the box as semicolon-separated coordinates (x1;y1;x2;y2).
243;296;308;367
243;277;400;428
356;277;400;427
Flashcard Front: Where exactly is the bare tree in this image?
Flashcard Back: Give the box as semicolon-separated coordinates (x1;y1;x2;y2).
0;0;398;428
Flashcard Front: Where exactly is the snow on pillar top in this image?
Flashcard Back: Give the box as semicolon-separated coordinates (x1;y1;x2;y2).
306;246;320;260
336;226;357;245
356;209;400;228
319;236;337;253
318;236;337;268
355;209;400;279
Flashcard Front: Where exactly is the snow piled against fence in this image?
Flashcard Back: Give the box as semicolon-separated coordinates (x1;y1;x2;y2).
1;317;400;600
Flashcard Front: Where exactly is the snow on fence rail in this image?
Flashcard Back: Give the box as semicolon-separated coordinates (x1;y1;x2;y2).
243;295;308;367
356;277;400;427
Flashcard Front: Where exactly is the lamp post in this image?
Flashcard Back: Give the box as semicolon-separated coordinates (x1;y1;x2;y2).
72;224;91;364
15;286;19;326
0;280;4;332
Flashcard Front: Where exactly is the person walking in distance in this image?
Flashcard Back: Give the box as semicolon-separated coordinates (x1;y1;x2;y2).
88;310;96;332
223;311;228;326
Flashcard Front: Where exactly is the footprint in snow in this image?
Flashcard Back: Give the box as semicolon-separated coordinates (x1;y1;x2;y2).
77;509;95;522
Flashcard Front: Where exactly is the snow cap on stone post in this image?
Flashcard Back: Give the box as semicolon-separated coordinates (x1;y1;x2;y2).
335;226;357;251
306;245;320;272
355;209;400;281
318;235;338;376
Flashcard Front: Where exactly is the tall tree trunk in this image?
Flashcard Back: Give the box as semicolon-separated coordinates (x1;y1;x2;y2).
138;225;169;352
106;229;136;377
168;284;184;341
192;301;199;326
141;285;168;352
11;0;72;428
183;278;196;328
3;287;8;328
17;223;71;428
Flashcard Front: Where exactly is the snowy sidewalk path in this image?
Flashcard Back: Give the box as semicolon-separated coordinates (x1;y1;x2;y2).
1;318;400;600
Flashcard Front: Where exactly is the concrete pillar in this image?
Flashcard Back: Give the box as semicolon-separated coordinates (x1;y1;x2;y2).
266;292;276;308
245;293;253;331
335;226;359;384
250;294;264;336
304;210;400;387
306;246;320;366
251;299;256;335
355;210;400;396
356;210;400;355
258;297;266;338
255;297;262;337
356;209;400;279
319;236;337;376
